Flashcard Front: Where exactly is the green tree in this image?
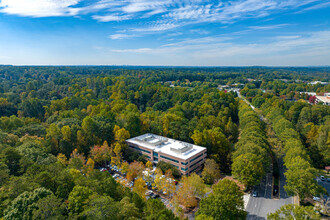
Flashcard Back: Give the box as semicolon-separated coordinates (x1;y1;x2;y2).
119;197;141;219
143;198;179;220
61;125;72;142
1;147;22;176
267;204;320;220
21;98;45;120
195;214;214;220
232;153;264;187
284;157;323;201
0;162;9;186
196;179;246;220
68;185;93;215
32;194;66;220
4;188;53;220
82;194;121;220
191;127;230;171
202;159;221;184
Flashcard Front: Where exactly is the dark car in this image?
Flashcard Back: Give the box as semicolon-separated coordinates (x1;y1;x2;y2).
151;193;160;199
252;191;258;197
273;185;279;195
320;176;325;181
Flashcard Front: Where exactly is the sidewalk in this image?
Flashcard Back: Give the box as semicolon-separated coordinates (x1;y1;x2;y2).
244;194;250;210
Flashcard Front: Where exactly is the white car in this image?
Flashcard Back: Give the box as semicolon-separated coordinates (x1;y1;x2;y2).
313;196;320;202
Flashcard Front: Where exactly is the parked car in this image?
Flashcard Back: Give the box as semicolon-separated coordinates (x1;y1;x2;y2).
151;193;159;199
252;191;258;197
313;196;320;202
320;176;325;181
327;178;330;182
273;185;279;195
112;174;120;179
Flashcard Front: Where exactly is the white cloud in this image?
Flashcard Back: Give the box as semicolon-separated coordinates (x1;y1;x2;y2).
131;21;179;32
295;1;330;13
109;33;137;40
0;0;81;17
111;48;152;53
109;31;330;65
249;24;289;30
0;0;326;36
93;14;131;22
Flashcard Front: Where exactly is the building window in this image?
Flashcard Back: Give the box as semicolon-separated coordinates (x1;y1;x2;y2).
190;153;204;163
153;152;158;157
189;158;204;168
129;145;151;154
181;162;188;165
154;157;158;162
160;155;179;164
181;167;188;171
190;166;200;173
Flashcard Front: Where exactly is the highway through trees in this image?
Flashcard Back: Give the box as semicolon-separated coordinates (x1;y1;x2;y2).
238;92;294;219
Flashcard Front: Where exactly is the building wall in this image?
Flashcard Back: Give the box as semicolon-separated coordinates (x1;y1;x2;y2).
126;141;207;175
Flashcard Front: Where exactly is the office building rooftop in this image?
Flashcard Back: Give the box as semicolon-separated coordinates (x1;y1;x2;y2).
126;133;206;160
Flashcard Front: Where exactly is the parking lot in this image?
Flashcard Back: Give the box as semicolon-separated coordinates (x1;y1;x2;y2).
317;176;330;192
99;164;173;203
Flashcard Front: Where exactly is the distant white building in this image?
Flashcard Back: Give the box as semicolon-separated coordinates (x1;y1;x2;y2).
309;81;329;85
300;92;317;96
315;95;330;106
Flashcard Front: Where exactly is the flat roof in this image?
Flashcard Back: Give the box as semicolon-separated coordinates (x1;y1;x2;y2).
126;133;206;160
316;96;330;103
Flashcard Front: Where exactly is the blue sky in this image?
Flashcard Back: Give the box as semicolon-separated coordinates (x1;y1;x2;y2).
0;0;330;66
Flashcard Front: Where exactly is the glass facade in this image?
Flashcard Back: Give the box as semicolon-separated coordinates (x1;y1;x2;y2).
129;145;151;154
160;155;179;164
189;153;204;163
189;158;204;168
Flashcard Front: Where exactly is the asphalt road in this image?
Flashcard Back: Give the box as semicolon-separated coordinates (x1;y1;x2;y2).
246;158;293;219
279;159;290;199
317;176;330;195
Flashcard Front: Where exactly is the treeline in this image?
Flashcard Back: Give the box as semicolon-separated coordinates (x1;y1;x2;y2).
0;66;243;218
240;80;329;104
262;101;326;201
260;96;329;168
2;154;178;219
231;102;270;188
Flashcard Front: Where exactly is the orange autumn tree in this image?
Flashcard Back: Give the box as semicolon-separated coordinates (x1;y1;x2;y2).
90;140;112;166
173;176;198;209
127;161;145;182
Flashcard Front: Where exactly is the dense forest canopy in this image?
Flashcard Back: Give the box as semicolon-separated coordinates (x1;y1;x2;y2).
0;66;328;219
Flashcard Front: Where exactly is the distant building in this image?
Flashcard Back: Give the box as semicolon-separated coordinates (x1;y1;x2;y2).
308;81;328;85
126;134;207;175
300;92;317;96
315;95;330;106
